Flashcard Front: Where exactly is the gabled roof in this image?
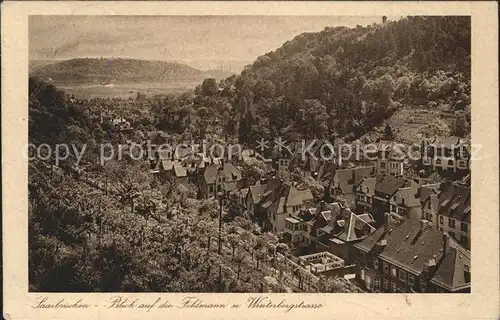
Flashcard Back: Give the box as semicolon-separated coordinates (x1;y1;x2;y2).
420;183;442;204
160;159;174;171
239;188;249;198
203;163;242;185
319;209;376;243
392;181;422;208
173;165;187;178
334;210;376;242
378;220;446;275
431;237;471;291
286;187;314;207
249;183;268;204
353;227;388;253
375;175;408;196
356;177;377;197
437;181;471;223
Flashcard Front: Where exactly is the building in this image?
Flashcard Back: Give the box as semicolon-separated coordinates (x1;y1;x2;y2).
316;208;376;264
283;207;318;250
273;146;293;177
322;166;375;208
297;251;349;277
421;136;470;173
366;141;405;176
246;178;314;232
246;181;268;220
428;180;471;249
199;162;243;198
353;217;471;293
358;174;408;227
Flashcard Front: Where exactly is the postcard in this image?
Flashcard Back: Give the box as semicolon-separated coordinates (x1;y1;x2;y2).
2;1;499;319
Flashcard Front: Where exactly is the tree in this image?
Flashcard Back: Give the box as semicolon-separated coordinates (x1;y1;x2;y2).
383;124;395;140
201;78;218;97
451;115;469;138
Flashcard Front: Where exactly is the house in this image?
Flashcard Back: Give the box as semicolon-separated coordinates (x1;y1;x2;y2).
316;208;376;264
274;146;293;177
366;141;405;176
303;202;343;249
199;162;243;198
282;206;318;250
387;179;423;222
248;178;314;232
355;176;377;215
173;163;188;185
246;181;268;220
353;217;470;293
433;180;471;249
233;187;249;208
112;117;133;132
421;136;470;173
155;159;185;181
363;174;409;227
420;183;442;226
322;166;375;208
297;251;349;278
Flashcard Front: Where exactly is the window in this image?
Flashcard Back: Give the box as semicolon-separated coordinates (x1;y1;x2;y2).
461;222;468;233
383;279;389;290
380;162;386;169
383;262;389;274
209;185;214;193
449;218;456;228
374;278;381;290
399;269;406;282
391;282;397;292
374;258;379;270
391;266;397;278
461;235;469;247
420;279;427;292
440;216;444;224
359;251;365;261
408;274;415;286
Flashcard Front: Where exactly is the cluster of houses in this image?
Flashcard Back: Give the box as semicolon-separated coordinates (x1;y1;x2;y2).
240;135;471;293
240;172;471;293
123;131;471;293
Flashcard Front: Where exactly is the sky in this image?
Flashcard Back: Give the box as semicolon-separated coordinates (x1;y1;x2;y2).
30;15;401;71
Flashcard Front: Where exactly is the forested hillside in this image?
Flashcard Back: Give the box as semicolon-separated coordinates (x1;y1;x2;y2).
233;16;471;143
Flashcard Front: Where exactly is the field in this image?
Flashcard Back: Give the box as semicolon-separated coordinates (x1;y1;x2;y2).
386;106;454;144
57;81;200;99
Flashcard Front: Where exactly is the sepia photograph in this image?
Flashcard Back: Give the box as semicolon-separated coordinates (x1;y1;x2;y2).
26;14;473;294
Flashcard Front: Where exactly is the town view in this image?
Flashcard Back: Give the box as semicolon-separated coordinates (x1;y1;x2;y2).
28;15;471;293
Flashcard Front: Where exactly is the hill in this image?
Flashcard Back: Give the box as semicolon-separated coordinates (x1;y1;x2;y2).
232;16;471;144
29;59;60;72
30;58;234;84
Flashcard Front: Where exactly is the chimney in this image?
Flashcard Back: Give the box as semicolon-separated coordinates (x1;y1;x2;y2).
319;200;326;211
384;212;390;233
443;232;450;256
